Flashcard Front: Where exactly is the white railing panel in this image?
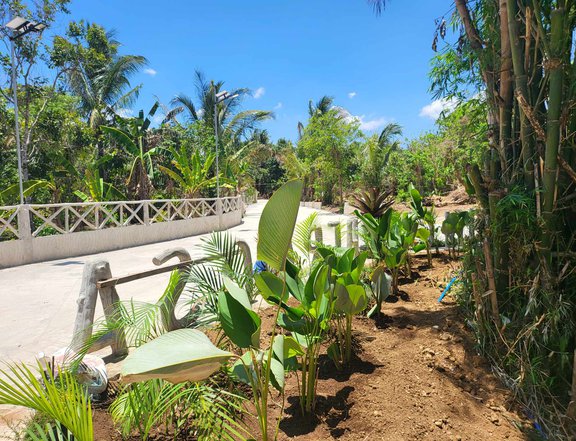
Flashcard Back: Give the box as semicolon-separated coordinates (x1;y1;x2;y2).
0;196;241;241
0;205;21;240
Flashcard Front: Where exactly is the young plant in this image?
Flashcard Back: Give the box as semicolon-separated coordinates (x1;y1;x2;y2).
367;265;391;318
121;179;304;441
383;212;420;295
317;247;369;366
0;363;94;441
408;183;437;266
256;258;333;415
354;208;393;263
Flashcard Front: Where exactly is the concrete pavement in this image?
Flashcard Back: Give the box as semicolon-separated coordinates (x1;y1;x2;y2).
0;200;348;365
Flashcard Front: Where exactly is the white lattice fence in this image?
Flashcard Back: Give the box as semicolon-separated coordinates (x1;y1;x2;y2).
0;197;239;241
0;205;22;240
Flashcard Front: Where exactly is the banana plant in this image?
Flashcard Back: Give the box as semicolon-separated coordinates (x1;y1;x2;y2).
408;183;436;266
102;102;160;200
159;147;229;198
0;180;56;205
441;210;470;258
121;179;304;441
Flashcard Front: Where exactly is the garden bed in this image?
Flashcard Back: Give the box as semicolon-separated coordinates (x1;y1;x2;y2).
91;253;533;440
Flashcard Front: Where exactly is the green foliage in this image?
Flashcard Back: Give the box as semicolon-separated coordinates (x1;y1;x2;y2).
110;380;248;441
159;146;218;198
317;247;368;366
0;363;93;441
297;109;362;205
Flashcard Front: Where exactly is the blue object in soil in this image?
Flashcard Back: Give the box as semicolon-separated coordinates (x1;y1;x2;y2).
438;276;458;302
253;260;268;274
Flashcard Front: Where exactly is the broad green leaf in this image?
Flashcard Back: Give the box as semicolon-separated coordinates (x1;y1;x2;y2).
122;329;233;384
334;283;368;315
223;276;252;310
255;272;289;303
257;180;303;271
277;312;307;334
269;357;285;391
218;291;261;349
232;351;257;386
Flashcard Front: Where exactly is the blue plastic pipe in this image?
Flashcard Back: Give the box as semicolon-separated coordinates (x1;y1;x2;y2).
438;276;458;302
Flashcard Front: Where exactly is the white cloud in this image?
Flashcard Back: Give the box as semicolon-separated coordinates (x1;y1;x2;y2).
144;68;157;76
274;102;283;110
335;106;388;131
348;92;357;99
116;108;134;118
419;97;458;120
356;116;388;131
253;87;265;99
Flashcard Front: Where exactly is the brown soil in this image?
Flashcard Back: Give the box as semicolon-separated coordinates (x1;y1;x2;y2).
90;254;534;441
262;254;533;441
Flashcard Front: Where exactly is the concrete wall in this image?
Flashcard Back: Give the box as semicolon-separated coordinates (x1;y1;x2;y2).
0;210;242;268
300;201;322;209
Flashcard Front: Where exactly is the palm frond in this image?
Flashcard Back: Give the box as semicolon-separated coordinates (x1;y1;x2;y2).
110;380;249;441
0;363;93;441
293;212;319;257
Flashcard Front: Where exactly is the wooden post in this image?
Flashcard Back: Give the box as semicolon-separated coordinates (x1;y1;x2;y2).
71;260;127;357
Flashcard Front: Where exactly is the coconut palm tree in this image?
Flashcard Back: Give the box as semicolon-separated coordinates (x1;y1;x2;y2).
55;23;147;172
297;95;335;138
167;71;273;151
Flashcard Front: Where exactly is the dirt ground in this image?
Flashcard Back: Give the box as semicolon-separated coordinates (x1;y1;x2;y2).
88;253;534;441
265;253;533;441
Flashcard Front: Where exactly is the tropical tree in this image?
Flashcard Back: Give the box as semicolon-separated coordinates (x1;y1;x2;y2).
102;103;159;200
297;108;362;204
52;21;147;172
169;70;273;151
359;122;402;189
0;1;72;185
297;95;334;138
159;147;218;198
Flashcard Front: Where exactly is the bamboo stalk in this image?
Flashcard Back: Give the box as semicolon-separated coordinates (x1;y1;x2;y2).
482;238;501;326
540;7;565;264
507;0;535;189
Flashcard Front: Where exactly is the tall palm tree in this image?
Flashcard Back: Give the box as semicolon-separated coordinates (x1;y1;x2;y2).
57;23;147;171
362;123;402;188
367;0;386;15
298;95;334;138
167;70;273;151
308;95;334;117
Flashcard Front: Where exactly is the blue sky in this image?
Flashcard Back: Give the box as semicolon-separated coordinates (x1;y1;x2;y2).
56;0;455;142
